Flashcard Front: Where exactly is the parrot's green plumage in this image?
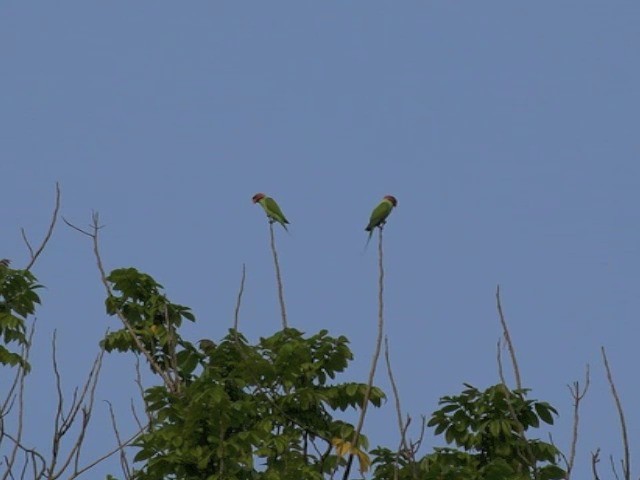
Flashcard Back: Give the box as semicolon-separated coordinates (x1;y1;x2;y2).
365;195;398;245
252;193;290;231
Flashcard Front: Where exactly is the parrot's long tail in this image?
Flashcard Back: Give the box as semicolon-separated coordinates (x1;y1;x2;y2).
363;228;374;252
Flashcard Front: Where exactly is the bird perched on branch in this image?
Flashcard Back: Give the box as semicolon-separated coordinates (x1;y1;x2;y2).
365;195;398;246
252;193;290;231
0;259;10;268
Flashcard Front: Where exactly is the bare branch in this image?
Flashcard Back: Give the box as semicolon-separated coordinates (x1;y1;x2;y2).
497;339;506;385
104;401;131;479
566;364;590;479
23;182;61;271
1;324;35;480
609;454;621;480
268;222;288;329
134;357;153;428
601;347;630;480
63;214;179;394
46;333;106;479
495;285;522;390
233;263;246;331
591;449;601;480
345;226;386;480
69;424;146;480
384;337;408;453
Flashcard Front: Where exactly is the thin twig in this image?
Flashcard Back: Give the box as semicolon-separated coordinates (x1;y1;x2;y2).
233;264;246;331
68;424;147;480
1;326;36;480
601;347;630;480
344;226;386;479
496;285;521;390
566;364;590;479
23;182;61;271
384;337;408;453
496;331;536;473
104;401;131;479
269;223;288;329
591;449;601;480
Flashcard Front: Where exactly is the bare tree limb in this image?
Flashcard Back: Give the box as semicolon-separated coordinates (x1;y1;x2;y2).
565;364;590;479
384;337;409;453
233;263;246;331
47;333;105;479
22;182;61;272
591;449;601;480
63;214;179;394
496;285;521;390
344;226;386;480
105;401;131;479
69;424;147;480
1;324;35;480
268;222;288;329
601;347;630;480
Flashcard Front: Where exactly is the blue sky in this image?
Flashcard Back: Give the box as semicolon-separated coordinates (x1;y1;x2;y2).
1;2;639;478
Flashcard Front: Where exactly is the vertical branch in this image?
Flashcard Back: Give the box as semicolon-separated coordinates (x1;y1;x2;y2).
0;326;35;480
496;285;522;390
269;223;288;329
591;449;601;480
344;226;386;479
566;365;590;480
384;337;409;453
601;347;630;480
233;264;246;331
63;214;179;394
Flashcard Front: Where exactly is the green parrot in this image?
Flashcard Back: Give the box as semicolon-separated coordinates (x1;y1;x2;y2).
252;193;290;231
365;195;398;245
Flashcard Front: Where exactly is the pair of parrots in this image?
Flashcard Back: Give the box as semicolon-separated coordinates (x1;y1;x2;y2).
252;193;398;242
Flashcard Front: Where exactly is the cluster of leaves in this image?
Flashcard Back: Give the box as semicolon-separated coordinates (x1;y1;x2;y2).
102;268;197;376
103;268;384;479
133;329;385;479
371;384;565;480
0;262;41;370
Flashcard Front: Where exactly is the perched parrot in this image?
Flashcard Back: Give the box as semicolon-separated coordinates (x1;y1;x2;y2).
252;193;290;231
365;195;398;246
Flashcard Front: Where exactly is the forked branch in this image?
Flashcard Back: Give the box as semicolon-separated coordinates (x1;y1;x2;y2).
566;364;590;479
22;182;61;272
63;213;180;394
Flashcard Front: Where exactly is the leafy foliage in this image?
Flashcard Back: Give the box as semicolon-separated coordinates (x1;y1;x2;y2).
131;329;384;479
371;383;566;480
99;268;384;479
0;262;41;370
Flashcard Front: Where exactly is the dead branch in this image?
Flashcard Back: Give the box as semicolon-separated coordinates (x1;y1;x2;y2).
46;332;105;479
384;337;409;453
565;364;590;479
22;182;61;272
69;423;147;480
233;263;246;331
63;214;179;394
591;449;601;480
1;324;35;480
105;401;131;479
601;347;630;480
495;285;522;390
344;226;386;480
